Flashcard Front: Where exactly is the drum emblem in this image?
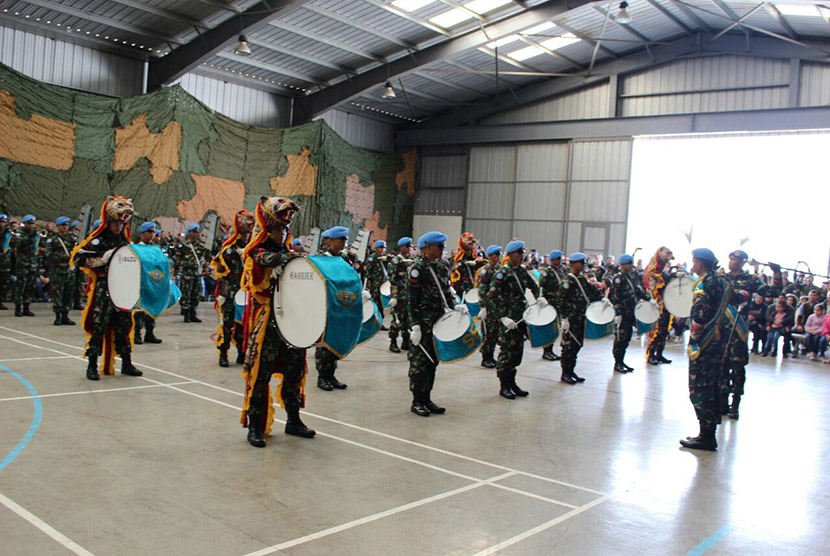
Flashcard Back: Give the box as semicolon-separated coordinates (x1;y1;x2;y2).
335;291;358;308
147;269;167;284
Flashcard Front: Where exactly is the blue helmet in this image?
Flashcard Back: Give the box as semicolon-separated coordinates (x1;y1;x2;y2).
397;237;412;247
70;220;80;228
505;240;525;254
186;224;199;233
140;222;157;233
292;238;302;245
55;216;71;226
569;252;587;263
418;231;447;248
692;247;718;264
485;245;502;256
619;254;633;265
548;250;563;260
21;214;35;223
374;240;386;249
323;226;349;239
92;219;101;229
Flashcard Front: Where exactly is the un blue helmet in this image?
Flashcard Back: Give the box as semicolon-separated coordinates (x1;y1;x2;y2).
548;250;563;260
140;222;157;233
505;240;525;254
397;237;412;247
21;214;35;223
485;245;502;256
92;219;101;229
186;224;199;233
374;240;386;249
55;216;71;226
569;252;587;263
619;253;633;265
325;226;349;239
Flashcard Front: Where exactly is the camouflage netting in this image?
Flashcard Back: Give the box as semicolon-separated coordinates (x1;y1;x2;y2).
0;62;416;242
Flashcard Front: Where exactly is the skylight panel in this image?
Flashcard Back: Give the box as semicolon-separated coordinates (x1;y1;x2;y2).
509;44;545;61
775;4;821;16
391;0;437;12
486;35;521;49
466;0;513;14
539;33;580;50
430;9;473;27
521;21;557;36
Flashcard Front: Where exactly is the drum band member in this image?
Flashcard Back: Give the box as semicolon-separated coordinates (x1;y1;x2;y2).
133;222;163;345
364;240;388;328
645;246;676;365
610;253;651;373
11;214;39;316
540;250;566;362
476;245;502;368
388;237;414;354
70;196;141;381
557;252;604;384
45;216;77;326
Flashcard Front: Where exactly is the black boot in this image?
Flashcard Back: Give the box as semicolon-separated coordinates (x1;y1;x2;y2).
218;350;230;367
14;304;22;317
134;330;143;345
560;371;577;385
329;374;347;389
425;397;446;414
647;355;661;365
189;310;202;323
389;338;401;353
622;362;634;371
401;338;410;352
481;357;496;369
247;418;266;448
411;397;430;417
22;304;34;316
656;354;672;364
614;362;629;373
120;353;142;376
144;332;162;344
542;347;560;361
728;395;741;420
680;425;717;451
285;408;316;438
183;311;191;323
499;376;516;399
61;312;75;325
510;371;529;397
73;302;83;310
54;313;62;326
317;375;333;391
86;355;99;381
236;349;245;364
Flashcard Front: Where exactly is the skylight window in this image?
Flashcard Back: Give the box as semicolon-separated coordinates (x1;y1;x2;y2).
430;9;473;27
776;4;821;16
391;0;437;12
466;0;513;14
505;33;580;61
521;21;557;36
509;45;545;61
486;35;521;49
539;33;580;50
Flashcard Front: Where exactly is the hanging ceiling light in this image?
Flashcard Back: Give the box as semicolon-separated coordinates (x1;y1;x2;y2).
234;35;251;56
616;1;632;24
382;81;396;99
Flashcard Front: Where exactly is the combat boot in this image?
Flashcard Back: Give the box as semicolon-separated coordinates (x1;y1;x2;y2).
134;330;143;344
499;376;516;399
481;357;496;369
284;408;316;438
510;372;529;397
542;347;560;361
728;395;741;420
389;338;401;353
317;375;333;391
329;374;347;389
73;302;83;310
680;425;717;451
144;332;162;344
22;304;34;316
424;397;446;414
560;371;577;385
54;313;62;326
411;397;430;417
189;310;202;323
622;362;635;371
14;304;22;317
61;312;75;325
183;311;191;323
86;355;99;381
247;420;266;448
656;354;672;364
614;361;628;373
647;355;660;365
120;353;142;376
218;350;230;368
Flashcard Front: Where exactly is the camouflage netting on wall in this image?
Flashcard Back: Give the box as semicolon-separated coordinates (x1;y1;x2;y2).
0;62;416;241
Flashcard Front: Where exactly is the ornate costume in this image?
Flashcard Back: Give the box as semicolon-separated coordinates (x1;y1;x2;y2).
644;246;675;364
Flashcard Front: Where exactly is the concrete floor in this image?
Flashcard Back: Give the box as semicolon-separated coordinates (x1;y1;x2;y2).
1;304;829;556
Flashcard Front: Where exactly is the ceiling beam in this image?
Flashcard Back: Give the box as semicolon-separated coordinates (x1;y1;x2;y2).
293;0;597;122
664;0;714;33
107;0;209;30
301;5;418;50
268;20;385;62
191;66;295;95
551;19;618;59
593;4;654;43
147;0;314;89
516;34;585;70
214;51;327;85
764;4;800;41
191;0;242;14
362;0;454;37
413;71;489;98
642;0;694;35
244;37;355;74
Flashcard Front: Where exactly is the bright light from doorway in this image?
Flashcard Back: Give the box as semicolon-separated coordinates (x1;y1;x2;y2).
627;132;830;275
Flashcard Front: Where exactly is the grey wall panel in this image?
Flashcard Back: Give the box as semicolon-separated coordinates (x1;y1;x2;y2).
315;109;395;153
568;181;628;222
516;143;569;182
565;222;582;255
466;219;513;248
177;72;290;127
419;155;467;189
570;140;632;181
799;63;830;107
0;24;142;97
482;82;611;125
414;188;466;215
513;182;566;221
511;220;565;254
582;225;608;252
609;223;626;258
469;146;516;182
621;88;788;117
466;182;515;220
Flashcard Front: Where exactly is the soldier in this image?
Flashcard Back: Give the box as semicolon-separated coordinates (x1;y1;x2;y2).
610;253;651;373
71;197;141;381
177;223;208;323
450;232;485;298
0;214;11;310
680;248;736;451
133;222;163;345
364;239;389;324
241;196;315;448
44;216;77;326
291;237;303;253
388;237;414;354
644;246;676;365
315;226;354;391
539;250;566;362
408;231;459;417
557;252;604;384
11;214;40;317
476;245;502;368
490;240;544;399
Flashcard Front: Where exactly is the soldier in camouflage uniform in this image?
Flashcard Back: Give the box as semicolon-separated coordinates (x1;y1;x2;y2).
364;240;389;327
0;214;11;310
476;245;502;368
241;196;315;448
680;248;737;451
133;222;163;345
556;252;604;384
408;231;457;417
610;253;651;373
314;226;358;391
177;224;208;323
539;250;566;362
44;216;77;326
388;237;414;354
11;214;39;317
489;240;543;399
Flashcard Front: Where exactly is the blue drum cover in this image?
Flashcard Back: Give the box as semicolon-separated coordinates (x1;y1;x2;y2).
526;319;559;348
585;320;614;340
234;297;244;324
128;244;173;319
636;320;656;335
381;292;392;309
307;256;364;358
433;315;482;363
465;300;480;317
357;301;382;346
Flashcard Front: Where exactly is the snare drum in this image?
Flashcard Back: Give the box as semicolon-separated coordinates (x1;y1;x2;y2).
463;288;481;317
585;300;616;340
432;310;481;362
523;304;559;348
357;298;382;345
663;276;694;318
634;300;660;334
233;288;246;324
380;280;392;309
273;256;363;357
108;244;174;318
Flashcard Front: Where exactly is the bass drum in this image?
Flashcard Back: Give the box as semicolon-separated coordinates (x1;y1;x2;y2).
663;276;694;319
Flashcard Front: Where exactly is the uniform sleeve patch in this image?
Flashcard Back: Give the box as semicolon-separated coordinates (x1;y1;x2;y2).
91;239;100;246
411;269;419;278
563;282;569;289
495;272;503;280
615;278;621;284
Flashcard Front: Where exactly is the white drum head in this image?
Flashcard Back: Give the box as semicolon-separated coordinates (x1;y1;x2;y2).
586;300;615;325
362;298;376;323
524;304;558;326
524;288;537;306
663;276;694;319
463;288;480;304
380;281;392;296
634;301;659;324
274;257;326;348
234;288;246;306
108;246;141;311
433;310;469;341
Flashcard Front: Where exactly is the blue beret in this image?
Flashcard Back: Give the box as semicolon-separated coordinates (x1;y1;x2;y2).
419;231;447;247
397;237;412;247
0;214;8;221
70;220;80;228
292;238;301;245
619;254;633;265
692;248;718;264
186;224;200;233
92;219;101;229
729;250;748;260
22;214;35;223
55;216;71;226
548;250;563;260
569;252;587;263
140;222;157;233
505;240;525;254
374;240;386;248
485;245;502;256
324;226;349;239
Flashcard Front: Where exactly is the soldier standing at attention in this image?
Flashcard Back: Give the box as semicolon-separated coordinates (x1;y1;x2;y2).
450;232;484;299
490;240;544;399
540;250;566;362
408;231;457;417
610;253;650;373
0;214;11;310
12;214;39;317
178;224;208;323
364;240;388;326
133;222;163;345
388;237;413;354
557;252;604;384
681;248;735;451
45;216;77;326
476;245;502;369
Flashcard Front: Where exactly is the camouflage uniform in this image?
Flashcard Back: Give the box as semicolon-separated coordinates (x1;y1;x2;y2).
215;237;247;359
44;231;77;318
0;223;12;306
720;270;764;414
314;247;358;389
610;270;650;365
364;251;388;315
11;227;40;308
539;264;567;359
476;262;500;363
407;256;454;403
388;252;413;347
177;237;208;316
556;271;603;379
451;252;485;297
489;263;539;391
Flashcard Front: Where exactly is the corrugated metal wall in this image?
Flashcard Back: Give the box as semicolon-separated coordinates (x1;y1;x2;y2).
315;109;396;153
481;82;611;125
175;72;290;127
0;24;143;97
415;153;467;215
799;62;830;107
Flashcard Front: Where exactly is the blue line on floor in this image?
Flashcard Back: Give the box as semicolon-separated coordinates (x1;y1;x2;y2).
0;364;43;472
687;525;731;555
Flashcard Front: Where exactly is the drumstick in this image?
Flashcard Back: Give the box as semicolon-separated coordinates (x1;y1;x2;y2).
419;343;435;365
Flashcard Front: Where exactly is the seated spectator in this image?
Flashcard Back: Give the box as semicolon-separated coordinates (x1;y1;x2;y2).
784;294;799;358
747;293;768;354
763;300;794;357
821;313;830;364
805;303;825;361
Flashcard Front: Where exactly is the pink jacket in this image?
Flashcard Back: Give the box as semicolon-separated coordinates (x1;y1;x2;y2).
806;313;825;335
821;315;830;337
